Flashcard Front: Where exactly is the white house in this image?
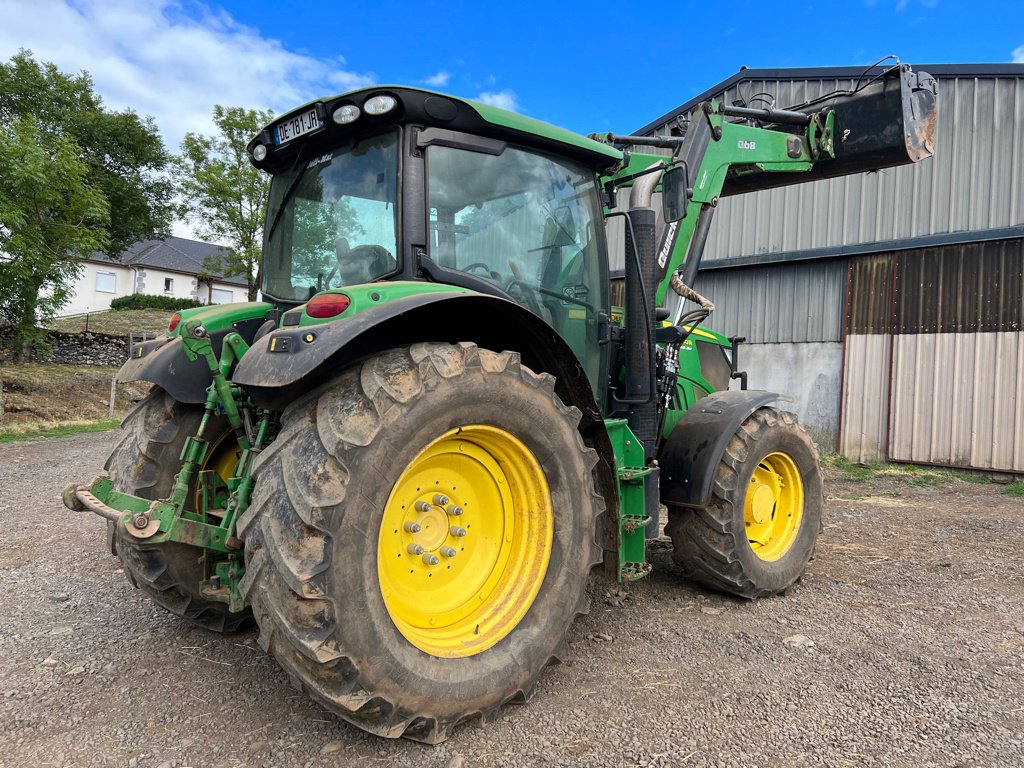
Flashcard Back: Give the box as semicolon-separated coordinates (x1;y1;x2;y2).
62;236;250;316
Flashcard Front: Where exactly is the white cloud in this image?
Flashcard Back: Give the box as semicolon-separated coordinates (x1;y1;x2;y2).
1014;45;1024;63
476;89;520;113
423;70;451;87
0;0;376;155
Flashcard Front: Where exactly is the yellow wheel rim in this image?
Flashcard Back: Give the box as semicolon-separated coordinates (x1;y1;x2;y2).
192;431;239;511
377;425;553;658
744;451;804;561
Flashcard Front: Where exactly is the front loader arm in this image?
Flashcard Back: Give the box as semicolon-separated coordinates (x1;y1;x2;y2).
598;63;937;305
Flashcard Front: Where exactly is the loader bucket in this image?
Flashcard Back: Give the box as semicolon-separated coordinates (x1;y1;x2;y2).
722;64;937;195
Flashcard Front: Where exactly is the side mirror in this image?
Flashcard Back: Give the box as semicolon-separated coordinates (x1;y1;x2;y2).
662;165;690;223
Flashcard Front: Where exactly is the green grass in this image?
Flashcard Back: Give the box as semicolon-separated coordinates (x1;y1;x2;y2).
1003;482;1024;498
820;454;881;482
48;308;174;336
0;418;121;444
821;454;999;488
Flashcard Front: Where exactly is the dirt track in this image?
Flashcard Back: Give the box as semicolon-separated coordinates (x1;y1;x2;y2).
1;430;1022;768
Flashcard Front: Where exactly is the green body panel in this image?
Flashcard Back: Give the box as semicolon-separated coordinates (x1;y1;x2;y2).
604;419;653;582
284;281;474;327
468;100;621;163
168;301;275;339
663;326;732;440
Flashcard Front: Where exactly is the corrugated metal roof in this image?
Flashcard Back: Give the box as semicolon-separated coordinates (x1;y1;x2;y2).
632;65;1024;266
692;259;847;343
635;63;1024;137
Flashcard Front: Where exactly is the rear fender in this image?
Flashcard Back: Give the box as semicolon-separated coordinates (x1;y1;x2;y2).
232;292;619;546
659;390;782;509
117;317;269;404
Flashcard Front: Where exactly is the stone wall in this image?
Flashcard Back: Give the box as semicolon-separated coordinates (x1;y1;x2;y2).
0;325;129;366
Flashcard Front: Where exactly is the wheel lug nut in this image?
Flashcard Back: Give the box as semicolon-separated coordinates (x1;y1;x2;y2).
422;553;440;565
407;543;424;555
449;526;467;538
440;546;457;558
403;521;421;533
446;504;464;516
414;501;432;513
433;494;450;506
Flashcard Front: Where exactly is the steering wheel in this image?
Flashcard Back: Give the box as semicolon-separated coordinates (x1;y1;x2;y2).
505;259;545;316
462;262;500;281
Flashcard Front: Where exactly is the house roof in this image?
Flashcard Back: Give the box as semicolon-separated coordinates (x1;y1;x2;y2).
91;236;249;287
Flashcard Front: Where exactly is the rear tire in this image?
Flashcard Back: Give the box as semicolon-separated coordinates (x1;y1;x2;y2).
665;407;823;599
237;343;603;742
105;388;253;632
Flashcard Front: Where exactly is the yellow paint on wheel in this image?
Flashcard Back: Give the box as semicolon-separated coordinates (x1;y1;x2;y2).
377;425;553;658
744;451;804;561
192;431;240;511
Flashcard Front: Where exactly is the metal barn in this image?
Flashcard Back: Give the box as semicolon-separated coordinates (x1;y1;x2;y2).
629;63;1024;473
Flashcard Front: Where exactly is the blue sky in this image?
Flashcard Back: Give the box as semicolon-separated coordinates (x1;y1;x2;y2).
1;0;1020;155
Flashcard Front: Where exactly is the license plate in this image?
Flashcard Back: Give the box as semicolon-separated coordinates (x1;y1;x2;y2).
274;107;322;145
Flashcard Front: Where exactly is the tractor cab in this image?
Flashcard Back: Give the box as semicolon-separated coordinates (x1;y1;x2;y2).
249;87;623;387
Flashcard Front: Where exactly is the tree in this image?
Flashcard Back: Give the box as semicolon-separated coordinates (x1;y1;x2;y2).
0;51;173;358
175;106;274;301
0;51;174;256
0;117;110;359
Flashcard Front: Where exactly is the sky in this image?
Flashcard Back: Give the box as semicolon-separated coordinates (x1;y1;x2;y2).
1;0;1022;237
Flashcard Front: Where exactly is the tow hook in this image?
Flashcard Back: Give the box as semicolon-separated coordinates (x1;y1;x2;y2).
63;478;160;538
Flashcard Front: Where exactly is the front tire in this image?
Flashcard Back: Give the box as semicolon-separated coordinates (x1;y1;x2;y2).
237;343;603;742
665;407;823;598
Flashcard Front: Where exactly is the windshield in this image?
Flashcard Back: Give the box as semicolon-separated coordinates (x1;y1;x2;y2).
263;131;399;302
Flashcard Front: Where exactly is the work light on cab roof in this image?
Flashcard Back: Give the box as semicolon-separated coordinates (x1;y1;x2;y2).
363;93;397;115
332;103;360;124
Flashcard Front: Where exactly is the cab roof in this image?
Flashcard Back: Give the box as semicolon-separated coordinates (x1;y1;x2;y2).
248;86;623;174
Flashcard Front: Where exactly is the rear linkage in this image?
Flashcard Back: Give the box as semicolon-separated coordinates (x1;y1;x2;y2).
63;318;276;612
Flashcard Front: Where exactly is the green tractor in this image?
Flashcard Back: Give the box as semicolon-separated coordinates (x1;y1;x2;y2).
66;65;936;742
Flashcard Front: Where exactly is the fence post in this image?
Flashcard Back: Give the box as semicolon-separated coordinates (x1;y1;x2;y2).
108;375;117;419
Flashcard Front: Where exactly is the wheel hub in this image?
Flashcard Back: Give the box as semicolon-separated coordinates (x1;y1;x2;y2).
412;505;451;551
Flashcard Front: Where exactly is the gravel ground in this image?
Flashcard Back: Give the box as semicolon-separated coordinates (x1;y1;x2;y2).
1;430;1022;768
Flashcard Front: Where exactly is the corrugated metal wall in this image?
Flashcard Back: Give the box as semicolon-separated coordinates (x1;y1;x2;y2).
840;238;1024;471
839;255;894;463
688;260;848;450
889;332;1024;471
693;260;846;342
840;335;891;464
640;73;1024;264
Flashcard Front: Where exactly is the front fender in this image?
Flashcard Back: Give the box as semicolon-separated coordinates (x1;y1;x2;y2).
658;390;783;509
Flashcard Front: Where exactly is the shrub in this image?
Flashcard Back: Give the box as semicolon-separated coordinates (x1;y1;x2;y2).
110;294;204;311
